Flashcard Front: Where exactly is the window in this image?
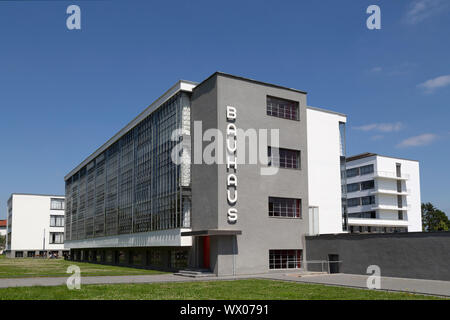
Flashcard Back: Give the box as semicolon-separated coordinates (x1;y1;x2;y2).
269;250;302;269
50;215;64;227
15;251;23;258
396;163;401;178
49;232;64;244
347;183;360;193
346;167;359;178
50;198;65;210
266;96;299;121
360;164;374;175
348;211;376;219
27;251;35;258
117;250;127;264
170;249;189;269
361;195;375;205
130;250;144;266
269;197;302;218
347;198;360;207
268;147;300;169
360;180;375;190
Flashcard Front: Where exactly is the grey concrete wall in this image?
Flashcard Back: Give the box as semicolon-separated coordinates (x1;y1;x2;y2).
306;232;450;281
191;73;309;275
191;76;219;231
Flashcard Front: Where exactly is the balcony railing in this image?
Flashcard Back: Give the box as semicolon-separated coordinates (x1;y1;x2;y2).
371;188;411;196
374;171;410;180
371;204;411;211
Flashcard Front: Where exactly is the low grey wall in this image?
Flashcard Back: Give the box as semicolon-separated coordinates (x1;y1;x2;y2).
305;231;450;281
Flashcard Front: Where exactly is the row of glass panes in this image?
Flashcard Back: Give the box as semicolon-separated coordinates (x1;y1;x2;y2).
266;96;299;121
50;215;64;227
350;226;407;233
347;180;375;193
269;249;302;269
64;93;190;241
50;232;64;244
347;195;376;207
346;164;374;178
50;198;65;210
268;147;300;169
348;211;376;219
268;197;302;218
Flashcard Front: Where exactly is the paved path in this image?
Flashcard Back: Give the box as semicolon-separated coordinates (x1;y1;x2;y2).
259;273;450;297
0;273;449;297
0;273;256;288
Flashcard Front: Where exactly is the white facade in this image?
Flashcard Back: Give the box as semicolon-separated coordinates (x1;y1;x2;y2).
346;154;422;233
6;194;67;257
307;106;347;235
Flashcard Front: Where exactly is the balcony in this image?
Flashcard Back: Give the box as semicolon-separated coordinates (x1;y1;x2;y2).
374;171;409;180
371;204;410;211
371;189;410;196
347;218;409;227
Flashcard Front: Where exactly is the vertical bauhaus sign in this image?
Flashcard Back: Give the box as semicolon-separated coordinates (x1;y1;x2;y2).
226;106;238;224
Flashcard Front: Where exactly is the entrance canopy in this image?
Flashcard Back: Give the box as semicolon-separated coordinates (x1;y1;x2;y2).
181;229;242;236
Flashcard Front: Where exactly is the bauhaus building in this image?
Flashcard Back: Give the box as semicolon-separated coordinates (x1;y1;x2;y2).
64;72;420;275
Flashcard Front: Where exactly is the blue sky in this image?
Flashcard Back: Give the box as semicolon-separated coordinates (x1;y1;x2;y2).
0;0;449;219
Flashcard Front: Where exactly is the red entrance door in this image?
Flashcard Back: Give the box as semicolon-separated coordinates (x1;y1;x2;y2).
203;236;210;269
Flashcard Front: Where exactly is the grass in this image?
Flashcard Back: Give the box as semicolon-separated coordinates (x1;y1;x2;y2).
0;257;166;278
0;279;444;300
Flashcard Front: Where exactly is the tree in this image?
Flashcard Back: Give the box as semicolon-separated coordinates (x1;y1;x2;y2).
421;202;450;232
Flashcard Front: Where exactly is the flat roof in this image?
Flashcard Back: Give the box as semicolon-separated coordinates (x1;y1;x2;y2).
194;71;308;95
65;72;314;180
10;193;65;198
346;152;419;163
64;80;197;180
307;106;347;118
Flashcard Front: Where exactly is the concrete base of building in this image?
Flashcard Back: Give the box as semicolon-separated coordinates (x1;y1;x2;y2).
69;247;190;272
5;250;69;259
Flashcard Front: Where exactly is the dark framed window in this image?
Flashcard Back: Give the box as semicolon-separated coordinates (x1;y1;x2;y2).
50;198;65;210
360;180;375;190
269;249;302;269
15;251;23;258
347;198;360;207
348;211;376;219
361;195;375;205
268;147;300;169
49;232;64;244
347;183;360;193
360;164;374;175
269;197;302;218
266;96;299;120
50;215;64;227
346;167;359;178
170;249;189;269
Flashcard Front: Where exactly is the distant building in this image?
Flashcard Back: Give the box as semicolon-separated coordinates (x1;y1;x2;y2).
5;194;68;258
345;153;422;233
0;220;6;237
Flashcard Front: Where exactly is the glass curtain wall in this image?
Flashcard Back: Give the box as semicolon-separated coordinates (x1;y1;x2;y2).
65;92;192;241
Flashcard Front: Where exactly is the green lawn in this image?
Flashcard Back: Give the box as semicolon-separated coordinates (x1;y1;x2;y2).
0;257;166;278
0;279;443;300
